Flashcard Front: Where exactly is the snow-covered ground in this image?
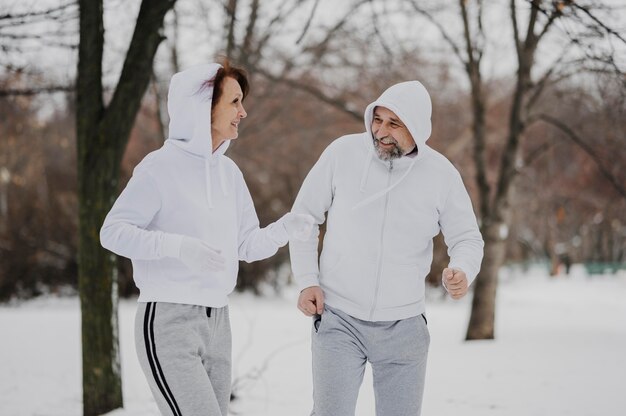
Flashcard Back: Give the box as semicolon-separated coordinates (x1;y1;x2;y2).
1;266;625;416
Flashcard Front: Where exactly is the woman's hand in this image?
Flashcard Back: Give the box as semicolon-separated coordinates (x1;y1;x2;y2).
178;237;226;273
281;212;317;241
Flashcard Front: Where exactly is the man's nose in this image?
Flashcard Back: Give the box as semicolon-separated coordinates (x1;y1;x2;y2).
239;104;247;118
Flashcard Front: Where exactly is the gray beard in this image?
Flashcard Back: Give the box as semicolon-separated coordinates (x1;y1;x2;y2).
373;137;404;161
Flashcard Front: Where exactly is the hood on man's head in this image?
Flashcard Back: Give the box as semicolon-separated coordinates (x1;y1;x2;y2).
364;81;432;148
167;63;223;156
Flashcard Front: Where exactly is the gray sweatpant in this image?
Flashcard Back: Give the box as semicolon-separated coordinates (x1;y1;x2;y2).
135;302;232;416
311;305;430;416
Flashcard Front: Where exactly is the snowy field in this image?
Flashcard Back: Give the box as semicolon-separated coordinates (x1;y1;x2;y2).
1;265;625;416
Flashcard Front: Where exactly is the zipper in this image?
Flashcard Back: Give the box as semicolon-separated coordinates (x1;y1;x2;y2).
369;160;393;320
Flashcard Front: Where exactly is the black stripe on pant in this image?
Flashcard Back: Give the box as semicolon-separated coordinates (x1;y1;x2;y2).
143;302;183;416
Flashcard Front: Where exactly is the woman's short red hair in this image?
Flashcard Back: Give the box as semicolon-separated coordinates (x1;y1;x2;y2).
204;60;249;114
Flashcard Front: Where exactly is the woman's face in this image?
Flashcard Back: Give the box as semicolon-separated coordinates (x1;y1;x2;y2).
211;76;247;149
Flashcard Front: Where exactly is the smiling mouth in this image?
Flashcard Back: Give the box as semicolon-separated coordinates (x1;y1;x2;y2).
377;138;396;146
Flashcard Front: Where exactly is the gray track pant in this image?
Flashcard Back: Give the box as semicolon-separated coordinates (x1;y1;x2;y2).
135;302;232;416
311;305;430;416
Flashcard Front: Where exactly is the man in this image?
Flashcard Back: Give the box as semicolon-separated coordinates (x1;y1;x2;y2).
289;80;484;416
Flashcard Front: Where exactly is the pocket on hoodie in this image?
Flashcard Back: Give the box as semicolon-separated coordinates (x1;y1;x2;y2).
377;263;424;308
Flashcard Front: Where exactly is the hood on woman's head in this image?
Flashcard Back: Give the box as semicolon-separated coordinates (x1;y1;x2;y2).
363;81;433;148
167;63;223;156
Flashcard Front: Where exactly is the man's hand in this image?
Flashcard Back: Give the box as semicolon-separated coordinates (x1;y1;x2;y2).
298;286;325;316
442;268;468;300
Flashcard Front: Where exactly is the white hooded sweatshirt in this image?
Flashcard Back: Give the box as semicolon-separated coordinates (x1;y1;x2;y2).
100;64;289;307
289;81;484;321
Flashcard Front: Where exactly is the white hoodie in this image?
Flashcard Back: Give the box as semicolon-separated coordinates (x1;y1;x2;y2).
100;64;289;307
289;81;484;321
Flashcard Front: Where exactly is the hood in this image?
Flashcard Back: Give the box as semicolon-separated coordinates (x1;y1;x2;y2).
165;63;232;209
166;63;230;158
354;81;433;210
363;80;432;154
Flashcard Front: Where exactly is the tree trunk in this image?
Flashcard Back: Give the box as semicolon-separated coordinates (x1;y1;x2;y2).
77;136;122;414
76;2;120;414
466;219;508;340
77;1;177;414
464;0;544;341
224;0;238;59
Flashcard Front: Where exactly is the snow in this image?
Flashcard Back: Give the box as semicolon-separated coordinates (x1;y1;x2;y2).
1;268;625;416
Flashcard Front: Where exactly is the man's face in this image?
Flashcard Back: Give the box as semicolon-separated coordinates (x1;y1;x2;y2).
371;106;415;161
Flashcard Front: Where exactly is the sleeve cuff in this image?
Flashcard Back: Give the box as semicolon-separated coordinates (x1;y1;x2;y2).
295;274;320;292
267;221;289;247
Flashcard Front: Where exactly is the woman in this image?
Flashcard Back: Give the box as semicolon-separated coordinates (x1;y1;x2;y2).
100;61;314;416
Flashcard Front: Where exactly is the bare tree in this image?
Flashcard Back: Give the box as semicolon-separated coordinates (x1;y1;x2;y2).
76;0;177;414
463;0;625;340
409;0;625;340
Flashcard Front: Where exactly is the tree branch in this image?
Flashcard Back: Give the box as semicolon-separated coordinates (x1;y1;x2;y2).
459;0;481;72
533;114;626;200
0;85;75;97
523;0;541;50
524;140;554;167
0;2;76;27
367;0;393;58
250;64;362;121
534;1;562;43
103;0;177;161
511;0;522;59
525;41;573;112
300;0;370;61
76;0;105;163
295;0;321;45
572;2;626;45
409;1;465;66
240;0;259;65
249;0;308;67
224;0;238;59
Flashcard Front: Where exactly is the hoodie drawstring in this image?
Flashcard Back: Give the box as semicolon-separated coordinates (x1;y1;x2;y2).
218;158;229;198
204;159;213;208
204;157;230;209
352;157;418;211
359;147;374;193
